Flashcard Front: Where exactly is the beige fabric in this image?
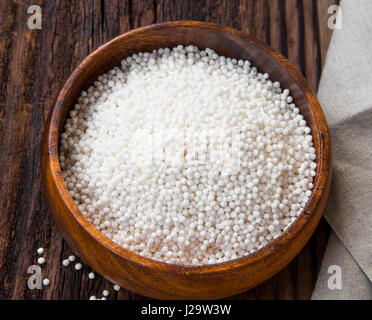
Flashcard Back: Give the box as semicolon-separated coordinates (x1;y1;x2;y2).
312;0;372;299
312;232;372;300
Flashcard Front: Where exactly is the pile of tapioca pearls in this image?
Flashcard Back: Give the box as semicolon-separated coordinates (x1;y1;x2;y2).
60;45;316;265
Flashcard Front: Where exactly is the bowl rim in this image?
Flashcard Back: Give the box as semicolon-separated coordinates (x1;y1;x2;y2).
45;20;331;275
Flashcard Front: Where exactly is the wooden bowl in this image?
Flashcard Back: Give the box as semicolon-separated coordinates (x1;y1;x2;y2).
42;21;331;299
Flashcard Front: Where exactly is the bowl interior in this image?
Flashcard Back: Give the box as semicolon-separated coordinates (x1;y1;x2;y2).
50;21;328;271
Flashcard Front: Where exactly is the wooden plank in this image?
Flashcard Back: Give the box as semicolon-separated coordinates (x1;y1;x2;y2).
0;0;333;300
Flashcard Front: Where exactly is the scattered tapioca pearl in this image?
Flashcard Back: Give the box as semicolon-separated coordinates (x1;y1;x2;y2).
113;284;120;291
68;255;76;262
37;248;44;255
43;278;50;286
89;296;97;300
102;290;109;297
101;297;107;300
88;272;95;279
37;257;45;265
62;259;70;267
74;263;82;270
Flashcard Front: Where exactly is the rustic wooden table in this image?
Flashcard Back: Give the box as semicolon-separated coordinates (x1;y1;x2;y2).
0;0;337;300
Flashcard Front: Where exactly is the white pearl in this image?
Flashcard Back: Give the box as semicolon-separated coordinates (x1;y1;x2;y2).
103;290;109;297
113;284;121;291
62;259;70;267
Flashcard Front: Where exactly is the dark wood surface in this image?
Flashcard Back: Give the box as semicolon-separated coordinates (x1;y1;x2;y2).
0;0;336;300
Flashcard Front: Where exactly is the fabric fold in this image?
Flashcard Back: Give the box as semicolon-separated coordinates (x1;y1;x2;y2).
312;0;372;299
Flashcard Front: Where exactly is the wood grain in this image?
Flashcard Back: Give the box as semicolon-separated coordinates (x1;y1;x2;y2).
0;0;336;300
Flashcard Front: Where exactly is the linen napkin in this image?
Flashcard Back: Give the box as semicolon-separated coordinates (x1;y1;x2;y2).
311;0;372;299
